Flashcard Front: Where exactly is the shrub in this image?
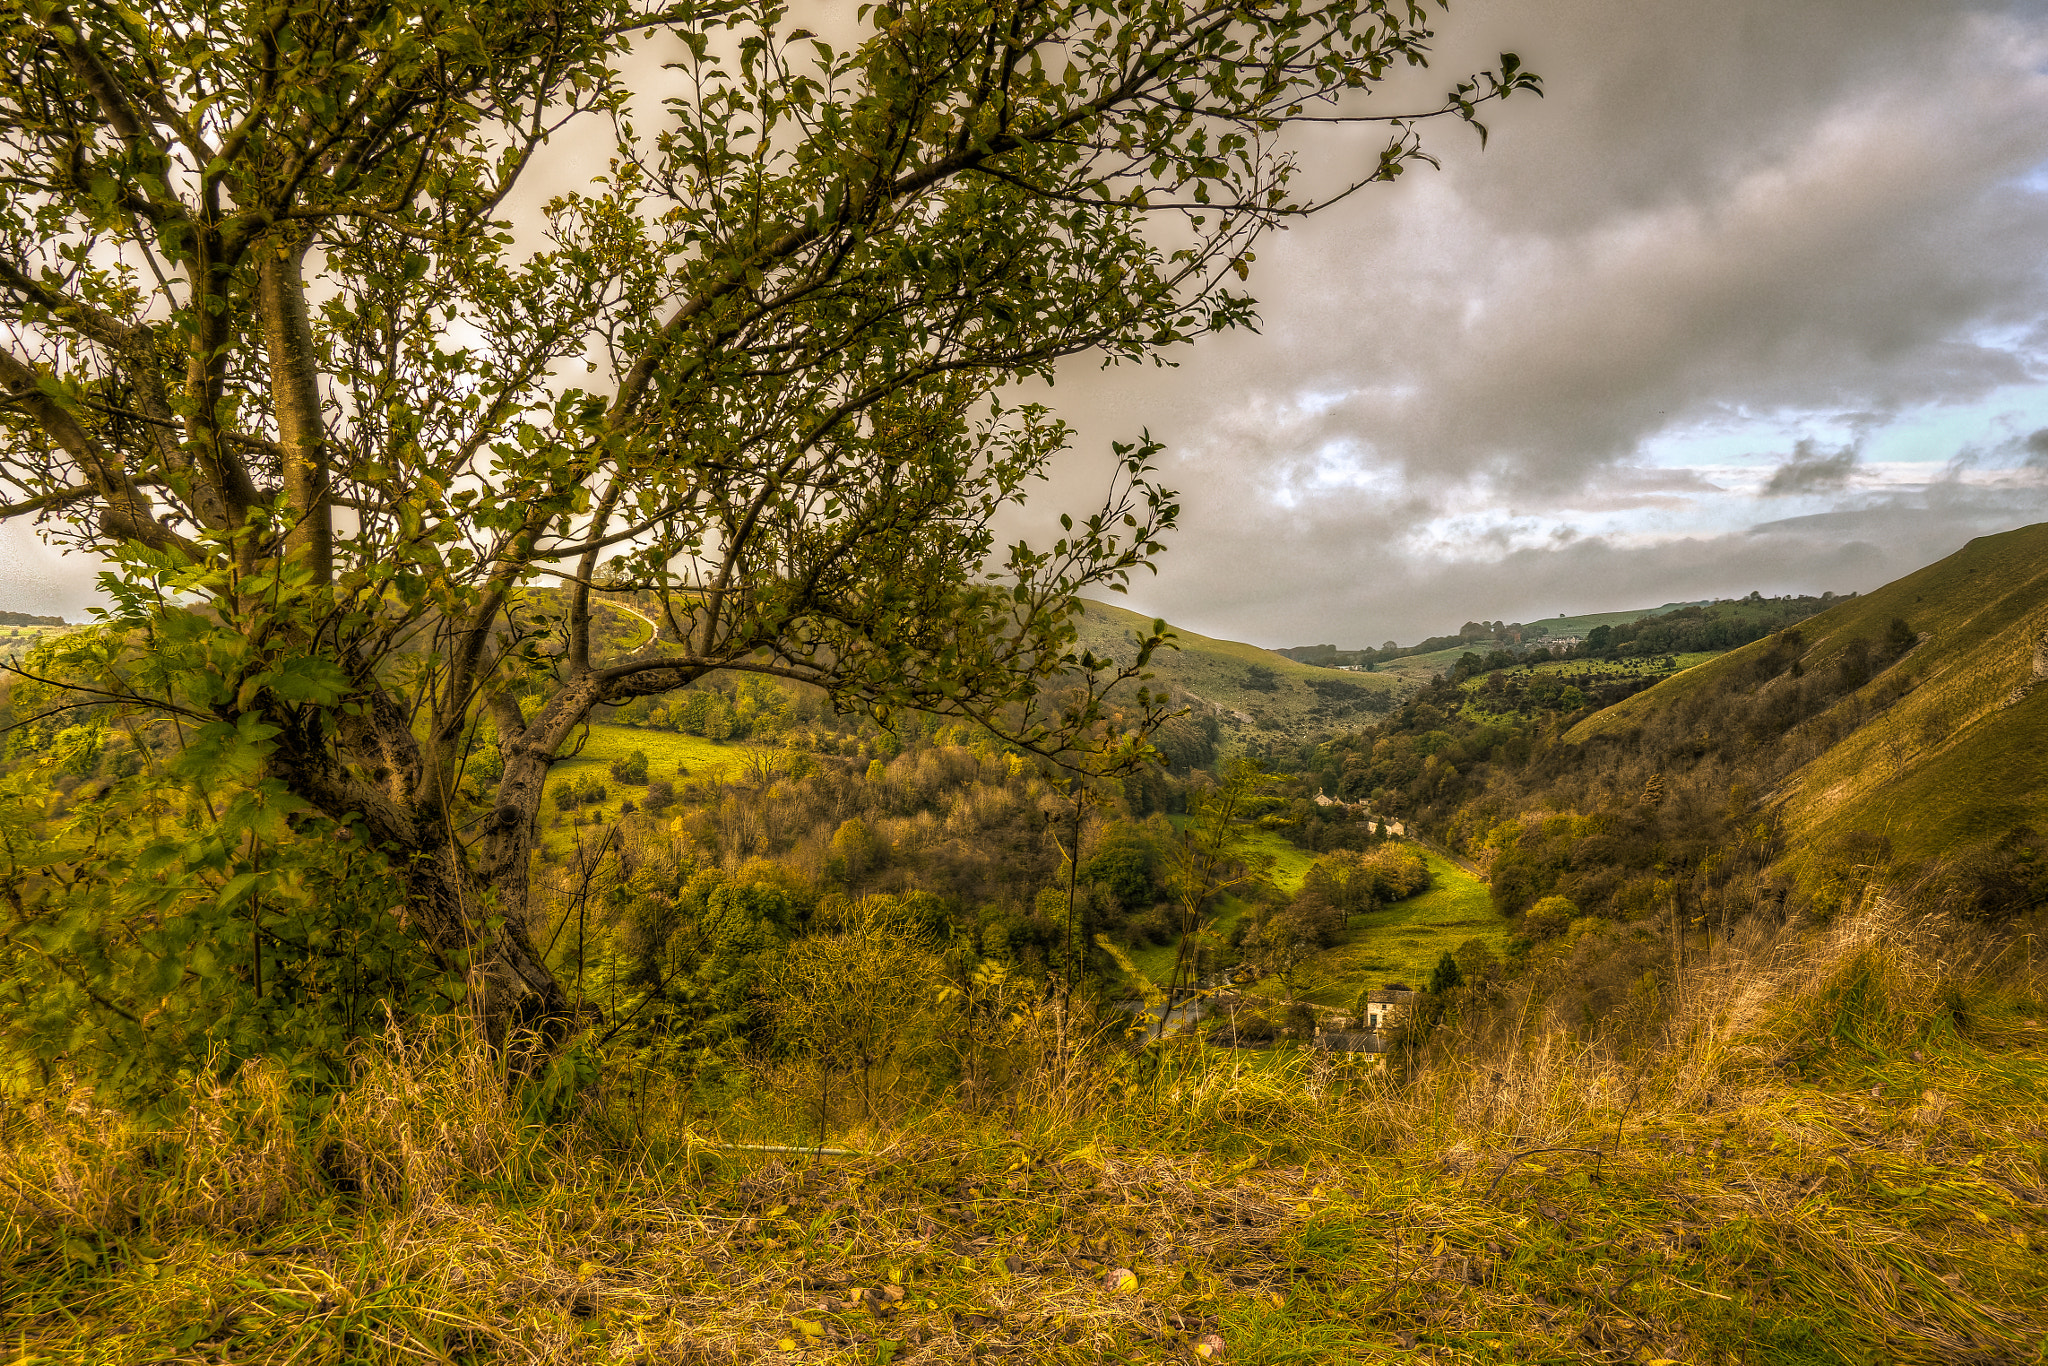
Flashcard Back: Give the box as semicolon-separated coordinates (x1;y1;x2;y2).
609;749;650;785
1523;894;1577;940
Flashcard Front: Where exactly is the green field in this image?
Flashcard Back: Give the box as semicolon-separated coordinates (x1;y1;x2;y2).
1120;839;1506;1008
1122;828;1314;985
537;723;760;853
0;623;66;662
1524;651;1718;675
1248;846;1505;1007
1367;604;1708;683
1076;598;1403;742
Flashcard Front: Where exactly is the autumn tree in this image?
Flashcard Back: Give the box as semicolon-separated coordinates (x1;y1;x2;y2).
0;0;1535;1043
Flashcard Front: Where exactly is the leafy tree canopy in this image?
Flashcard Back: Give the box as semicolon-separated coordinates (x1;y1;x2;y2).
0;0;1536;1043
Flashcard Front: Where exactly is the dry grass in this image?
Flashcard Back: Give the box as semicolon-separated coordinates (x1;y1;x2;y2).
5;906;2047;1364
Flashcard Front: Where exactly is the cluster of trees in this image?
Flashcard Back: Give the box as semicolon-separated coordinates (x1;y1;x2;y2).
1227;844;1430;994
1282;619;1555;669
1570;593;1840;661
607;678;799;744
552;773;617;815
1456;659;1659;716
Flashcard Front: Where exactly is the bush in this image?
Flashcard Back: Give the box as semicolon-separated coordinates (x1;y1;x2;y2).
644;779;675;814
1523;894;1577;941
1130;905;1174;947
609;749;650;785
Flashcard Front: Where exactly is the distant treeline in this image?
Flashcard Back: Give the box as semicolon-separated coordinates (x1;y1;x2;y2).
1567;595;1842;661
1283;592;1846;669
0;610;63;627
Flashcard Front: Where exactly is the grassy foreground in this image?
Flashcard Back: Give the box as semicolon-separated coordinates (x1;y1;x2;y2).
5;908;2047;1365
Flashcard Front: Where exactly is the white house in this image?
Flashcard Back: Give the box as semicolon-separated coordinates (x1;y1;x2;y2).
1361;985;1417;1031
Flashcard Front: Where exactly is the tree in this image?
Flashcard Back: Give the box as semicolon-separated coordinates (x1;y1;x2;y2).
1248;903;1322;1001
1154;758;1273;1034
1426;949;1462;995
0;0;1536;1045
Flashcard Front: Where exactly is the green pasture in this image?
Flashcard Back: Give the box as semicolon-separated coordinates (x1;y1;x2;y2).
537;723;759;854
1120;839;1506;1009
0;623;66;661
1121;828;1314;986
1249;846;1506;1007
1522;651;1718;675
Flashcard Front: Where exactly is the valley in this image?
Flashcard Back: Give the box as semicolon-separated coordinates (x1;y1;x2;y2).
5;528;2046;1365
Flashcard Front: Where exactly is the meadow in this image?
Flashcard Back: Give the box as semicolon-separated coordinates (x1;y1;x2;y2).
1121;839;1508;1014
1252;848;1507;1008
0;623;65;663
7;902;2043;1365
537;724;760;854
1123;828;1315;988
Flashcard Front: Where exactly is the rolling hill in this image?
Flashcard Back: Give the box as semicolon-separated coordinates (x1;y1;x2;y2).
1571;521;2048;872
1076;598;1406;744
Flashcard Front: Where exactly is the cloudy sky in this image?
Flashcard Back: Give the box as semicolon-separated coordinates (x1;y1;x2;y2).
7;0;2048;648
1032;0;2048;646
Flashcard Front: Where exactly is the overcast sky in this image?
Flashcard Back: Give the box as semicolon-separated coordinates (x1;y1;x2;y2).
7;0;2048;648
1032;0;2048;646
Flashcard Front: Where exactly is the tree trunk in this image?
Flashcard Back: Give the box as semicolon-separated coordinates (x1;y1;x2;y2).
257;231;333;583
273;675;574;1049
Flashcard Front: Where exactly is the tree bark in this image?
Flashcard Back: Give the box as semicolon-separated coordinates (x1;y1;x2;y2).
273;672;573;1048
257;232;333;582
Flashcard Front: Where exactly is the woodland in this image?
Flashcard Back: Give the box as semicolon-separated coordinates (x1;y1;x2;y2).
2;0;2046;1362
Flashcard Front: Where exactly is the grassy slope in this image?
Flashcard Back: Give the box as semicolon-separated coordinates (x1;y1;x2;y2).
11;913;2045;1366
1122;838;1505;1007
0;623;66;662
1124;830;1314;987
1076;599;1403;743
538;724;758;855
1776;524;2048;863
1251;848;1507;1007
1570;522;2048;865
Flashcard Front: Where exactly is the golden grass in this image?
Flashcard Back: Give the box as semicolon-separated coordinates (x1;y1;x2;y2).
6;907;2046;1364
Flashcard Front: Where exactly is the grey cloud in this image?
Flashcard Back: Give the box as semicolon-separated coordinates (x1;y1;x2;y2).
1762;439;1860;497
1121;478;2046;649
1027;0;2048;646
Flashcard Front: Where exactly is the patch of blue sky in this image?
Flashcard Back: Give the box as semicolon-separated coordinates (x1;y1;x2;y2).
1638;386;2048;480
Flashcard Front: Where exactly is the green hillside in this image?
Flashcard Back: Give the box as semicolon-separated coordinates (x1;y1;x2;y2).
1247;847;1506;1008
1571;521;2048;868
1077;598;1404;743
0;623;65;663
